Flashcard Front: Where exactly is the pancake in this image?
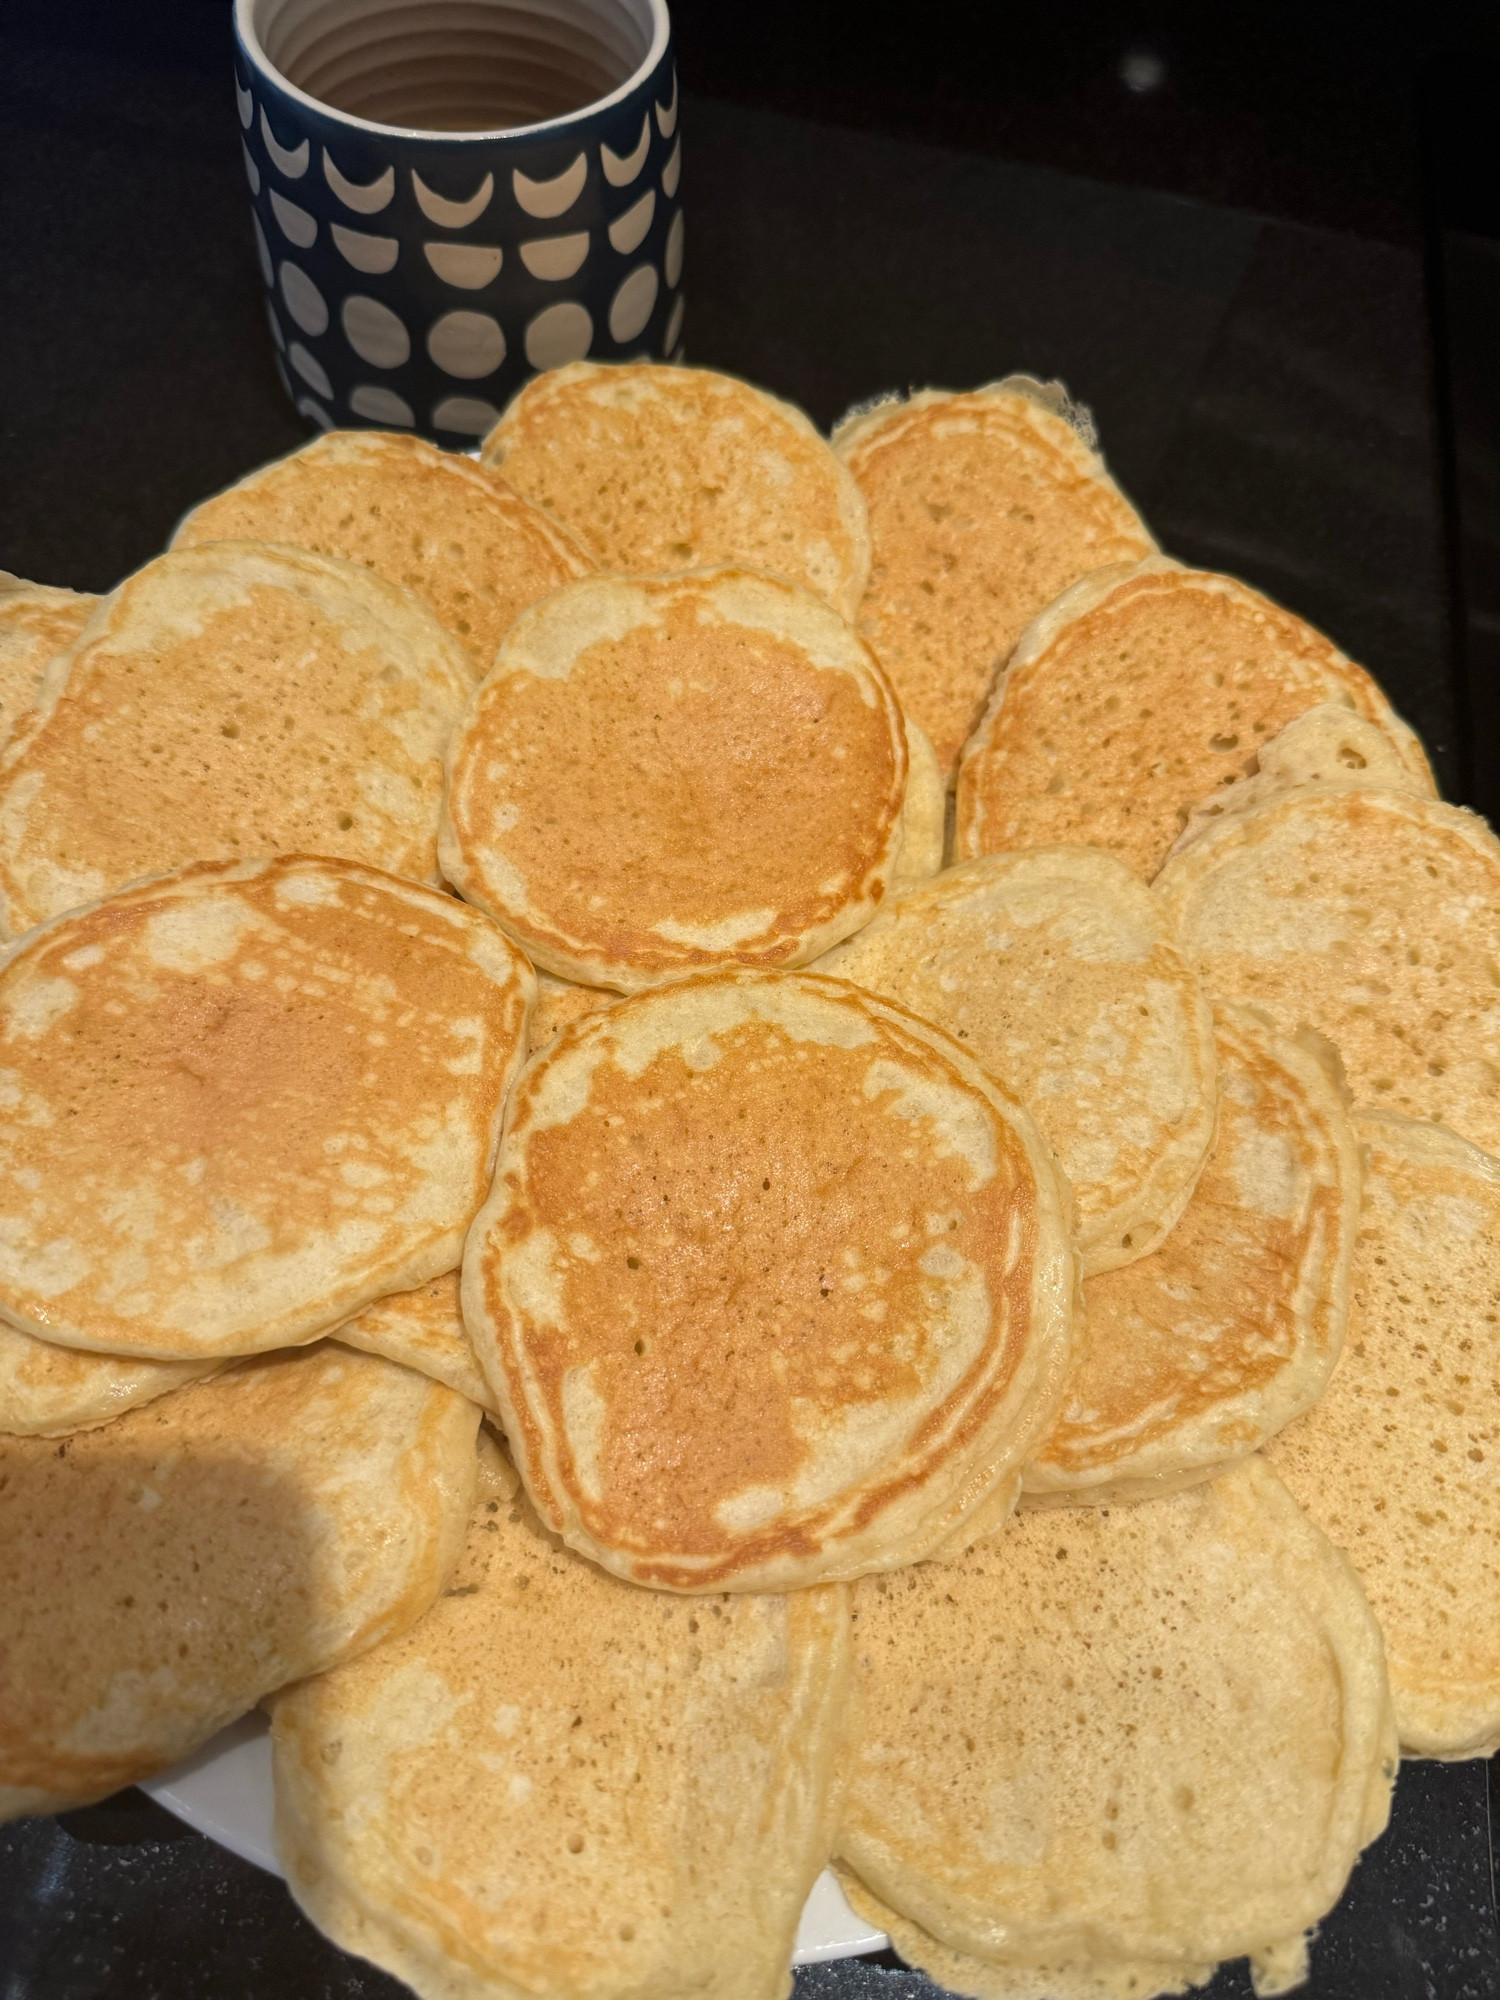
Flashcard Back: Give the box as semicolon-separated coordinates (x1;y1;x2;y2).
440;569;908;991
833;380;1154;780
271;1436;851;2000
333;1272;496;1413
464;969;1076;1592
1267;1111;1500;1757
893;719;946;888
1154;786;1500;1154
956;559;1434;881
834;1873;1214;2000
171;431;591;674
1024;1005;1361;1505
836;1458;1396;1977
0;1320;218;1438
527;971;616;1056
0;540;474;936
0;854;532;1360
815;850;1217;1276
0;1343;478;1820
1168;702;1433;862
481;361;870;621
0;573;96;751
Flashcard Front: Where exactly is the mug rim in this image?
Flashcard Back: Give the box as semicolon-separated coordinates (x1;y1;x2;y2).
234;0;671;143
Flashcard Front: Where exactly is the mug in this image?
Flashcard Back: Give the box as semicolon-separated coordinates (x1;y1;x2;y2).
232;0;682;442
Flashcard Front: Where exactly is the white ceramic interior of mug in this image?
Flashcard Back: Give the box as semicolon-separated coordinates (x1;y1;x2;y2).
239;0;668;137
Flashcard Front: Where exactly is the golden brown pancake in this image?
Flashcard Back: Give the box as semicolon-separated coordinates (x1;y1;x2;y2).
0;1321;218;1438
527;971;616;1056
464;970;1076;1592
333;1272;496;1413
0;573;96;751
1168;701;1434;862
481;361;870;620
440;569;908;990
834;380;1154;780
0;854;532;1360
956;559;1434;880
171;431;591;673
0;1344;478;1820
0;541;474;936
1155;786;1500;1154
1268;1111;1500;1757
1024;1006;1361;1504
894;720;946;887
271;1436;851;2000
837;1459;1396;1978
816;849;1217;1275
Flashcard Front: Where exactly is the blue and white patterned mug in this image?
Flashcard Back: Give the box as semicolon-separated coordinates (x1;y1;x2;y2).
233;0;681;442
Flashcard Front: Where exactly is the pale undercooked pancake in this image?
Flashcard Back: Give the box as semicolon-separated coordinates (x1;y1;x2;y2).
481;361;870;621
527;971;616;1055
838;1879;1321;2000
956;559;1434;880
816;850;1216;1275
835;1874;1213;2000
1168;702;1433;862
0;1344;478;1821
271;1436;851;2000
172;431;591;673
837;1458;1395;1980
440;569;908;990
894;719;946;888
833;380;1154;780
0;573;96;751
0;1320;218;1438
1267;1111;1500;1757
0;854;532;1360
0;541;474;936
1024;1006;1360;1505
464;970;1076;1592
1154;786;1500;1154
334;1271;496;1413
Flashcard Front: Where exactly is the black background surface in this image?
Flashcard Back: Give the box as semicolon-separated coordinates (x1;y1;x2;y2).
3;2;1500;1996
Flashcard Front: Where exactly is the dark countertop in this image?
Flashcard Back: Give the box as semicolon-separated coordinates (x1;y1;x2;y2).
2;8;1498;1998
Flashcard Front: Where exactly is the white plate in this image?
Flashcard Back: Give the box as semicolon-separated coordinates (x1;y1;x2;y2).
143;1715;888;1967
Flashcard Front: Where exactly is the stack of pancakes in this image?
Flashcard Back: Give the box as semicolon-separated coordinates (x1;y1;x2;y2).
1;359;1493;2000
